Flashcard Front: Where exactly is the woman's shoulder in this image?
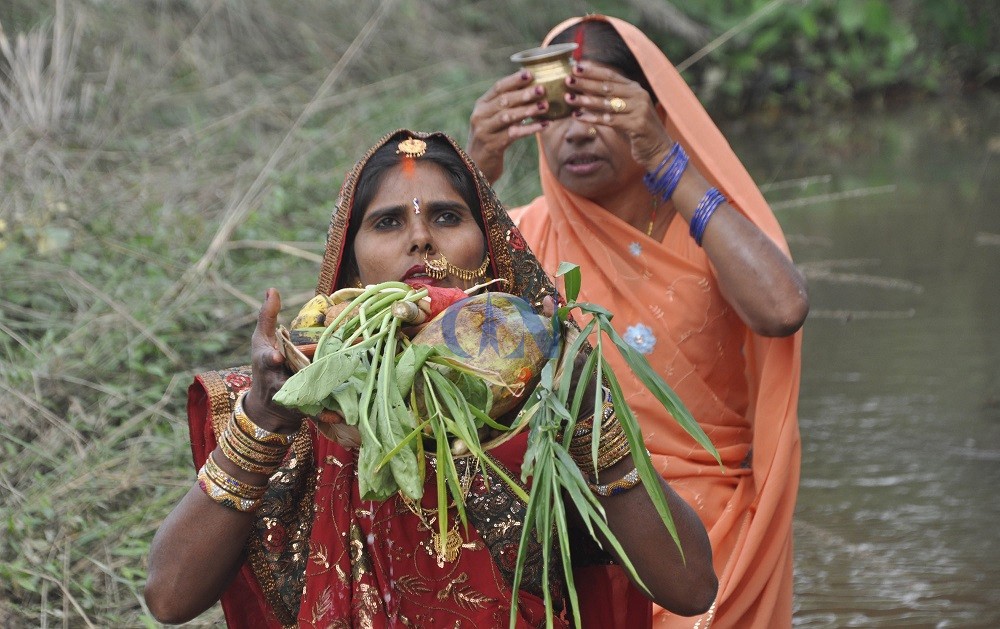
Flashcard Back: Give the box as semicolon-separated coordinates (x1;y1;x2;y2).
507;196;549;228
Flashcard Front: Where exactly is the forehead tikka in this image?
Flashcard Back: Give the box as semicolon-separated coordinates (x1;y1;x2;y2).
396;137;427;158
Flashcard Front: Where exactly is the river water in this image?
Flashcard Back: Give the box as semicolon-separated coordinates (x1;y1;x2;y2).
724;92;1000;627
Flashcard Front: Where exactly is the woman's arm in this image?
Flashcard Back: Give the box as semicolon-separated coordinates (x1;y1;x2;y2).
145;289;305;623
565;63;809;337
593;456;718;616
561;344;717;616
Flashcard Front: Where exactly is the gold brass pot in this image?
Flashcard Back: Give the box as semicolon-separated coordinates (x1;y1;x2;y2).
510;43;578;120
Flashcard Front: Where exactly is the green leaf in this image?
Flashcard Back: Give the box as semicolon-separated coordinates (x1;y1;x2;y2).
596;314;719;462
556;261;581;302
273;350;361;411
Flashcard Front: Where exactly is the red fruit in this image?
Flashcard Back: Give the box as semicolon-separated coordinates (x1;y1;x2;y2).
403;280;468;320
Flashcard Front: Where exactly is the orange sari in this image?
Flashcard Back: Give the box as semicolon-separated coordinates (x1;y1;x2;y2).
514;16;802;628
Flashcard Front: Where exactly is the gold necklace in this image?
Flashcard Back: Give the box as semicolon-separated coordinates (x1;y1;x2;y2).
398;467;475;567
646;197;659;237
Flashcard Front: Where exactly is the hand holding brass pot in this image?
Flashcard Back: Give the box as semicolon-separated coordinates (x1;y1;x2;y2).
510;43;578;120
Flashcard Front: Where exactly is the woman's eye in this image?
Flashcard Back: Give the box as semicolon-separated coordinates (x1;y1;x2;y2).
434;211;461;225
374;216;400;229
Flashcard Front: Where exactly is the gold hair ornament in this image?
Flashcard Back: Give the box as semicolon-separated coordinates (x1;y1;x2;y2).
396;137;427;158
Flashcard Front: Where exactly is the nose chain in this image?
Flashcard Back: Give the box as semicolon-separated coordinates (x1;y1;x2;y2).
423;251;490;282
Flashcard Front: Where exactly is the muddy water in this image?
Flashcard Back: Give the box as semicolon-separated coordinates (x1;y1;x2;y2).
724;93;1000;627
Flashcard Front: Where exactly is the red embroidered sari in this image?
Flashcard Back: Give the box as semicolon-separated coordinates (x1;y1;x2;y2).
186;130;651;628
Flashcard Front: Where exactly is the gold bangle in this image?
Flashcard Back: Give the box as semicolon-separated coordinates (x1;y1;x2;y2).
203;452;268;500
198;462;263;512
588;466;641;497
233;390;294;447
225;421;288;464
218;429;283;475
595;438;631;470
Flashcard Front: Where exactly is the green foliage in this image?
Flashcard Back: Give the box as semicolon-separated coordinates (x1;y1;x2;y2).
664;0;998;114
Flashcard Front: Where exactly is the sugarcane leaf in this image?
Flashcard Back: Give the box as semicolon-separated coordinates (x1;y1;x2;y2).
602;366;683;557
551;449;651;596
567;344;598;426
573;301;614;320
556;261;582;303
596;315;719;461
550;466;582;629
557;319;595;404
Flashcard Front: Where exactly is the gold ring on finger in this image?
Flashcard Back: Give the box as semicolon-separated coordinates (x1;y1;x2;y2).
609;97;627;113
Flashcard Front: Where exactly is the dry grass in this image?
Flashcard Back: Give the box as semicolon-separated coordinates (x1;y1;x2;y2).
0;1;575;625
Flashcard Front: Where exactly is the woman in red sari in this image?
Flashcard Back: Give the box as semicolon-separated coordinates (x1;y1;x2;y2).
467;16;809;628
144;129;716;627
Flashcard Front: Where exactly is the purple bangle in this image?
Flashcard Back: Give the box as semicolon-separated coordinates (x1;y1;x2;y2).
690;188;726;246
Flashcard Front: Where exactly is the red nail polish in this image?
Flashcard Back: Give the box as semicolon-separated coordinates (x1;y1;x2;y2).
574;64;584;73
534;85;544;96
566;93;576;102
520;70;530;81
536;101;546;110
568;76;576;85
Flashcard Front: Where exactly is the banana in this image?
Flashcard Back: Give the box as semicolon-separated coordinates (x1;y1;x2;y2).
290;294;332;329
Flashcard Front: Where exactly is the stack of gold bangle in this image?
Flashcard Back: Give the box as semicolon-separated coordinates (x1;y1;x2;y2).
569;387;631;473
198;451;268;512
217;391;292;476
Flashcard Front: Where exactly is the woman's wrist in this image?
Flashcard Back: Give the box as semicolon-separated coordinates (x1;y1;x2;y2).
242;389;303;435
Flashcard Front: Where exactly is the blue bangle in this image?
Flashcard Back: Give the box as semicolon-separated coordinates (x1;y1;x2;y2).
656;148;688;202
643;143;688;202
642;144;678;191
690;188;726;246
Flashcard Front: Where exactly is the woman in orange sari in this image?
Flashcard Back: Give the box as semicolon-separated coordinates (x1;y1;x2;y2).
467;15;809;628
144;129;717;627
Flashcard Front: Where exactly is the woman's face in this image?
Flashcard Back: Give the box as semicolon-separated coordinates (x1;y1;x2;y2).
351;161;487;290
538;62;647;206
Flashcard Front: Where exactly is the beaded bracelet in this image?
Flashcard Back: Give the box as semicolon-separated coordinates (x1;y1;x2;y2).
588;466;641;497
689;187;726;246
643;143;689;202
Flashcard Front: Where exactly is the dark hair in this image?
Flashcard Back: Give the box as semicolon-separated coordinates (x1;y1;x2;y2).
550;21;656;103
342;134;485;282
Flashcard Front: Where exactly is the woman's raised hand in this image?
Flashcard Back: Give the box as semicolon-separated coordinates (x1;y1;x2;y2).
565;63;673;170
243;288;306;433
467;70;549;184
